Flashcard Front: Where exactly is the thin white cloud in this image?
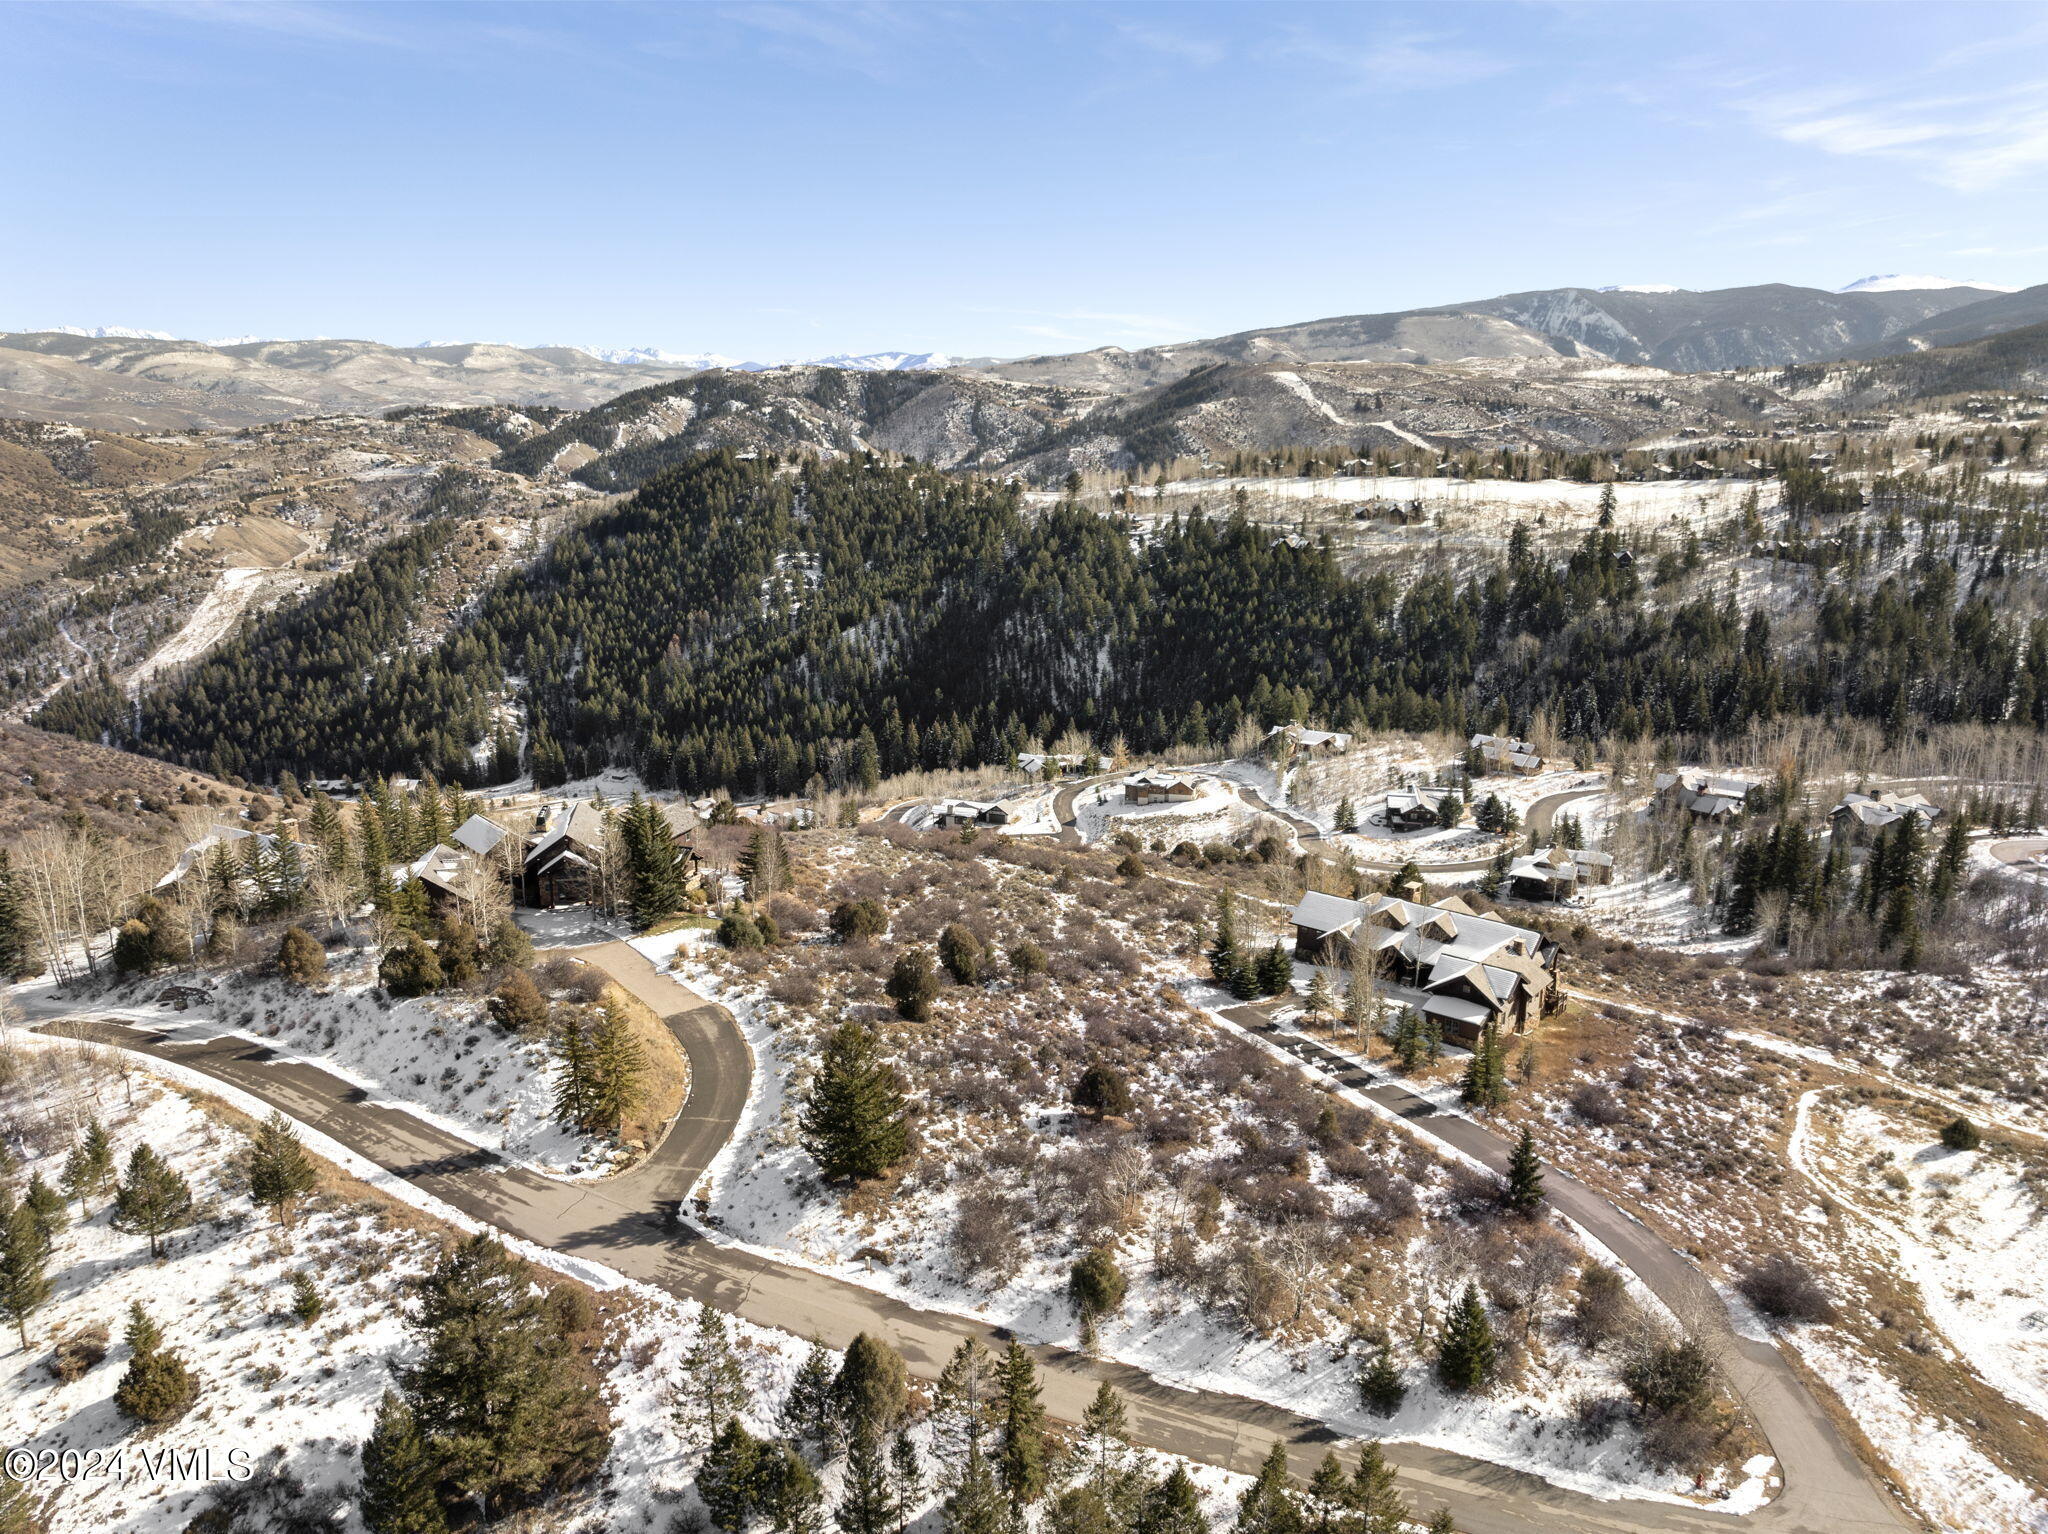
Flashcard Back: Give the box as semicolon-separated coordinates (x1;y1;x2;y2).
126;0;402;47
1273;27;1510;92
1739;79;2048;191
1117;22;1223;69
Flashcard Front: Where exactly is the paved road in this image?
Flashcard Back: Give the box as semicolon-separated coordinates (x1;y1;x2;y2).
1229;783;1606;874
1217;1002;1911;1534
1988;837;2048;878
14;955;1911;1534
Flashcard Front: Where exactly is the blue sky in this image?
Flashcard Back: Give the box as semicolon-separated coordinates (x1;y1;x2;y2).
5;0;2048;360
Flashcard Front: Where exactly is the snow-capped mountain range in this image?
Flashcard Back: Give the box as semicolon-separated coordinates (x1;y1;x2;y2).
1837;274;2017;294
570;345;953;373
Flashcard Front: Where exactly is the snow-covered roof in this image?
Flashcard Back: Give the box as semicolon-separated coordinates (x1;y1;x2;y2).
1268;725;1352;751
1831;790;1941;828
452;813;509;857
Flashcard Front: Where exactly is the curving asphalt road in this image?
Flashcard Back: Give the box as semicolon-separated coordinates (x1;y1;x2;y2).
13;938;1911;1534
1988;837;2048;878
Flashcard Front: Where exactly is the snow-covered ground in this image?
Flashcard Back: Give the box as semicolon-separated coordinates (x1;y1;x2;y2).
1790;1094;2048;1424
1071;776;1255;846
22;965;614;1178
650;887;1776;1514
1124;473;1775;533
124;567;303;694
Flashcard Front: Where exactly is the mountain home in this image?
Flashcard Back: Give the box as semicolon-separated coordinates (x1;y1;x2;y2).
1287;889;1560;1043
1830;789;1942;842
1506;844;1615;901
1124;771;1200;806
1470;733;1543;775
1654;767;1760;819
1266;724;1353;758
1382;787;1447;830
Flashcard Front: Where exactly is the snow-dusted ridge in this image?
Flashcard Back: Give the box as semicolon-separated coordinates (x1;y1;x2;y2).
1836;273;2017;294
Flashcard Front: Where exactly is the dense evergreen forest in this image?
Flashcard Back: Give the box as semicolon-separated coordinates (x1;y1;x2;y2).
35;451;2048;795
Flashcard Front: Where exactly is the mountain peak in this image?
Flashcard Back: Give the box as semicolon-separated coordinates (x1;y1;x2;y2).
1837;274;2016;294
1596;284;1682;294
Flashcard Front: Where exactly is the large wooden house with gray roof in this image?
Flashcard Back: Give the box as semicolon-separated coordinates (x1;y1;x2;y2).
1288;889;1560;1042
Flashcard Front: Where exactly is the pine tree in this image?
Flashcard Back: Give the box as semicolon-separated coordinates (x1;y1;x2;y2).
586;996;648;1139
114;1303;197;1423
1356;1347;1405;1418
1208;890;1243;991
700;1418;766;1534
552;1013;596;1132
1423;1511;1457;1534
1334;798;1358;834
837;1423;899;1534
782;1339;841;1459
359;1390;449;1534
0;1201;51;1349
403;1237;606;1509
676;1302;749;1448
1255;942;1294;998
1234;1442;1299;1534
379;933;443;997
764;1441;825;1534
245;1112;319;1228
889;1428;924;1533
930;1338;997;1469
1459;1023;1507;1111
0;849;39;982
1501;1127;1545;1216
62;1120;114;1214
22;1176;64;1249
833;1332;909;1439
1435;1284;1498;1393
996;1341;1047;1510
488;969;549;1034
620;794;689;926
291;1269;325;1326
1302;969;1334;1024
1348;1444;1408;1534
1136;1465;1207;1534
1306;1453;1348;1534
800;1023;909;1182
941;1443;1006;1534
114;1143;193;1258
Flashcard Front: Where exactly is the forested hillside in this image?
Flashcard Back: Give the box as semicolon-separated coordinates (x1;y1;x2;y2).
35;451;2048;792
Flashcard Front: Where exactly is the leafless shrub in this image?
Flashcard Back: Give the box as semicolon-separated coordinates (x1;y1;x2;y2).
951;1188;1027;1285
763;894;821;934
47;1323;109;1382
1737;1254;1836;1322
1570;1082;1628;1126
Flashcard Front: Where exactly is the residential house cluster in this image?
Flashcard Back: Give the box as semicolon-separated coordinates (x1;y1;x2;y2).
1287;888;1560;1043
1470;734;1543;775
1266;724;1354;758
1654;768;1760;819
1505;843;1614;901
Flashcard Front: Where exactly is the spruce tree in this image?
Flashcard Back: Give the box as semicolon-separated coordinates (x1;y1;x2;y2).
1334;798;1358;834
763;1441;824;1534
22;1176;64;1249
889;1428;923;1533
62;1120;114;1214
941;1443;1006;1534
781;1339;841;1459
399;1235;606;1509
0;850;38;982
1435;1284;1498;1393
700;1418;765;1534
551;1013;595;1132
114;1303;197;1423
837;1423;898;1534
1208;890;1243;991
930;1338;997;1468
1348;1443;1408;1534
996;1341;1047;1510
1302;969;1334;1024
800;1023;909;1182
1137;1465;1207;1534
1501;1127;1545;1216
359;1390;449;1534
0;1201;51;1349
676;1302;749;1448
1356;1347;1405;1418
1306;1453;1348;1534
245;1112;320;1229
1255;942;1293;998
587;996;648;1139
114;1143;193;1258
379;933;443;998
1234;1441;1300;1534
